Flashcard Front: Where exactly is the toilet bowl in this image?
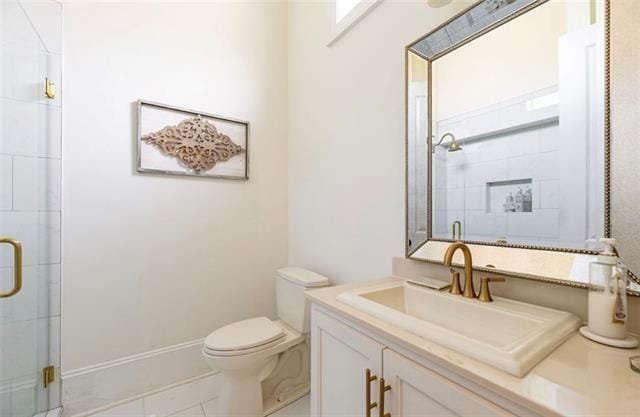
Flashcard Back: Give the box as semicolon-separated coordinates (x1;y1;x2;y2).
202;268;330;417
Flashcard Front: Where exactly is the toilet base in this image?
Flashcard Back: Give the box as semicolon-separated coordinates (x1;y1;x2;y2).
261;337;310;415
263;386;309;416
207;333;310;417
217;373;265;417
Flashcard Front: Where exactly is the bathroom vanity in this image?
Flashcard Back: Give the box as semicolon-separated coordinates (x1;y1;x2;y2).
307;279;640;417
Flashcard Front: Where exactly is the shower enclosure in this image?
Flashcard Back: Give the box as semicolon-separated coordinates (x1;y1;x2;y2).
1;1;62;416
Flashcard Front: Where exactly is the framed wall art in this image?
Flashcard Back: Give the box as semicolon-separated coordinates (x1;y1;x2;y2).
137;100;249;180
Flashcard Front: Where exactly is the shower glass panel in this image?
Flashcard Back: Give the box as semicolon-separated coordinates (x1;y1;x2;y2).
1;1;62;416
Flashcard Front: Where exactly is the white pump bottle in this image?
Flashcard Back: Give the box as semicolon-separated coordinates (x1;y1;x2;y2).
579;238;638;348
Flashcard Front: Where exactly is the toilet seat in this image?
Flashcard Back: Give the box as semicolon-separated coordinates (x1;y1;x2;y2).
204;317;286;357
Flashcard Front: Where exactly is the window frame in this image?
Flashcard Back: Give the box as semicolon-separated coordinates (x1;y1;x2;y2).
328;0;383;46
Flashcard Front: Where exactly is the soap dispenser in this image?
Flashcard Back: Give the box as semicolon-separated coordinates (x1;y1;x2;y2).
579;238;639;348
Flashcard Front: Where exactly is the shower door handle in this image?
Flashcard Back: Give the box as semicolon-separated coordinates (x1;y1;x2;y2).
0;237;23;298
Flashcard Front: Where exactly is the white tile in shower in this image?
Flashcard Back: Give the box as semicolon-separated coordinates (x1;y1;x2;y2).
9;265;37;322
0;382;11;417
0;268;14;321
38;158;61;211
434;189;447;211
1;1;40;48
20;1;62;55
38;53;62;106
144;375;219;417
0;319;37;381
507;152;557;182
446;146;478;167
465;210;507;237
446;188;464;211
433;210;447;236
464;186;483;211
464;160;507;187
37;211;60;265
2;45;15;99
1;98;38;156
48;317;60;369
0;155;13;210
445;164;465;189
507;210;560;238
37;264;60;319
479;129;540;162
12;156;38;211
37;104;62;158
10;374;37;417
92;399;144;417
539;124;560;152
13;46;39;103
539;179;560;209
0;211;38;267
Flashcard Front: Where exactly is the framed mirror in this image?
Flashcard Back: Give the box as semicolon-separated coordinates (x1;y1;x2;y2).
405;0;640;295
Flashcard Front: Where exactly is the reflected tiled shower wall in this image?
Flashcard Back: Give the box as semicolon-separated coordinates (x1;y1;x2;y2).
1;0;62;416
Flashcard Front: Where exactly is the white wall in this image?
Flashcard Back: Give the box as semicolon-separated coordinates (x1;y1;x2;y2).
62;1;288;374
287;0;471;284
432;0;566;120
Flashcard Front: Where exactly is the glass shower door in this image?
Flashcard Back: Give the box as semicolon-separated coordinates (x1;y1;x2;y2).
1;0;62;416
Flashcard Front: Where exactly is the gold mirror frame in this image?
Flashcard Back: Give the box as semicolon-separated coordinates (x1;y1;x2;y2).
404;0;640;295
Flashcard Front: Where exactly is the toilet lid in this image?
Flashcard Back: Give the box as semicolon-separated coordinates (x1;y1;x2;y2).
204;317;285;352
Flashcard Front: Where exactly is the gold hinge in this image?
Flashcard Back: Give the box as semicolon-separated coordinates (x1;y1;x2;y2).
43;365;55;389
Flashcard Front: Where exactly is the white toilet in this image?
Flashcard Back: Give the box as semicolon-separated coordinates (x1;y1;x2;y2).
202;267;330;417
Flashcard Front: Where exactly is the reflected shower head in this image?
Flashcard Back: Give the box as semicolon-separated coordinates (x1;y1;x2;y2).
432;132;463;153
447;140;462;152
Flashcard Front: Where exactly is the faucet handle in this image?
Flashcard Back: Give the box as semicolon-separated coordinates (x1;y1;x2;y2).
449;268;462;295
477;277;505;302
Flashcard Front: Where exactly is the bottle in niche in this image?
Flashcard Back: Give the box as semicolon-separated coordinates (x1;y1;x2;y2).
503;193;515;212
579;238;638;348
514;187;524;212
523;186;532;212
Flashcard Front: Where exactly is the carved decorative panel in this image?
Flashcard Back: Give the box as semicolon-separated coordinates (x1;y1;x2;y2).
142;115;244;172
137;101;249;180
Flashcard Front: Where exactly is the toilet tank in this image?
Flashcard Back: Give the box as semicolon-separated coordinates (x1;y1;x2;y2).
276;267;330;334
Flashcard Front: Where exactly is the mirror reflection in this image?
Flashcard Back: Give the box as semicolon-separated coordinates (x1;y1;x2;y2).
407;0;606;253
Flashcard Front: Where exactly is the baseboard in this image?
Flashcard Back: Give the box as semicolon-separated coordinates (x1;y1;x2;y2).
62;338;212;416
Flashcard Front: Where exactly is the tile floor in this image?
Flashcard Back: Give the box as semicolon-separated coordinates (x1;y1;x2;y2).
90;394;309;417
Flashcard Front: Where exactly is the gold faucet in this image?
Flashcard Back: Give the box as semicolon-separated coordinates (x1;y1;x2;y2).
443;242;476;298
477;277;505;302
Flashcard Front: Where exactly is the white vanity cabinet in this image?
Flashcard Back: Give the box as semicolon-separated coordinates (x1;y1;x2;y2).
310;305;385;417
311;307;520;417
382;349;514;417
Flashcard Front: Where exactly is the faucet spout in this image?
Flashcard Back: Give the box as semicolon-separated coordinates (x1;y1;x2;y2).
443;242;476;298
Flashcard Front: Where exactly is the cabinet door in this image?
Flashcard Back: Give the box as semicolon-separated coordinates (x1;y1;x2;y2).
382;350;515;417
310;307;385;417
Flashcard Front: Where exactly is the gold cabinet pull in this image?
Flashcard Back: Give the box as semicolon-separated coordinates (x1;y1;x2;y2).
0;237;23;298
365;368;378;417
378;377;391;417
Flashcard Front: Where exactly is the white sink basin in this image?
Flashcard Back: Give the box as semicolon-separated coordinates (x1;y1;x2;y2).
337;281;581;377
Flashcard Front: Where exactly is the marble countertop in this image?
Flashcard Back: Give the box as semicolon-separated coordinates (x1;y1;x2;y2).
306;277;640;417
